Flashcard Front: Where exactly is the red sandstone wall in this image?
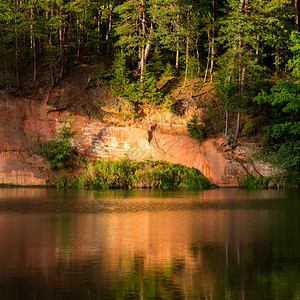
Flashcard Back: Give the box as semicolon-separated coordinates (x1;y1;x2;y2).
0;97;274;186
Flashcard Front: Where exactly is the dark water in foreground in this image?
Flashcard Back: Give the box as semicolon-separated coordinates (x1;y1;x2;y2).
0;188;299;300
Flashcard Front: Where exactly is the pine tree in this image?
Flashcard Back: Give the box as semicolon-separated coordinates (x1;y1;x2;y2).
217;0;293;142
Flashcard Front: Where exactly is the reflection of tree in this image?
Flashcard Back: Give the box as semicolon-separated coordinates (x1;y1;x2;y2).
109;254;186;299
190;241;300;300
1;241;300;299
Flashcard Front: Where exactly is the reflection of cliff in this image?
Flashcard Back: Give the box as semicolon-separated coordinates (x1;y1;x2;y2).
0;189;277;298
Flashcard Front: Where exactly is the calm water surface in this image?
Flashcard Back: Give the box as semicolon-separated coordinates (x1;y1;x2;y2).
0;188;299;300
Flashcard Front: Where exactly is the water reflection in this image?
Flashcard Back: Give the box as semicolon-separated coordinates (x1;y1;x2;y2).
0;188;299;299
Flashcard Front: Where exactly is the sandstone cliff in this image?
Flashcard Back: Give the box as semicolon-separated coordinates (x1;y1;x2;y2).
0;65;274;186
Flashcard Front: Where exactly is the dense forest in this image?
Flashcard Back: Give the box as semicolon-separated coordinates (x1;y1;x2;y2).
0;0;299;180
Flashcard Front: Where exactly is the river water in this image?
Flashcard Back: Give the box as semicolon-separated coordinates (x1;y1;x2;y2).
0;188;299;300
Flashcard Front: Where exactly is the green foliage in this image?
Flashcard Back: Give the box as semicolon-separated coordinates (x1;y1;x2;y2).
238;174;270;190
34;118;77;170
151;162;201;189
141;70;163;105
181;175;211;190
110;52;130;97
91;63;111;87
57;174;80;190
110;57;162;105
238;171;300;190
272;141;300;171
241;116;259;137
56;159;212;190
268;172;300;189
93;158;138;189
254;80;300;171
288;31;300;78
187;116;208;141
162;94;176;113
261;130;273;153
161;62;177;78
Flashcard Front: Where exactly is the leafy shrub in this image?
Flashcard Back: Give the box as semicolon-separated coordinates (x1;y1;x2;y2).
151;162;202;189
254;80;300;173
57;174;80;189
33;118;77;169
142;70;162;105
268;172;300;189
182;175;211;190
261;130;272;153
273;141;300;171
110;53;162;106
187;116;207;141
92;159;139;189
56;159;212;190
238;174;270;190
241;116;258;137
91;63;111;87
162;94;176;113
161;62;177;77
110;52;130;97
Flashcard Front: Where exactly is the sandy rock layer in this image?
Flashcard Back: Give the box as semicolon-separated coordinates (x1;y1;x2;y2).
0;95;273;186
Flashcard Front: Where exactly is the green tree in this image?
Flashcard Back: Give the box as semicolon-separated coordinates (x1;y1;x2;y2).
114;0;153;81
254;32;300;172
289;31;300;78
254;80;300;171
217;0;293;142
34;117;77;170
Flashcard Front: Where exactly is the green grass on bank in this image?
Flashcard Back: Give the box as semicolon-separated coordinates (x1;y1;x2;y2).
238;173;300;190
56;159;212;190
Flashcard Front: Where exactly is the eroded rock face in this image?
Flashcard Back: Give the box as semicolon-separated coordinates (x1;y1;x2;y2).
0;96;274;186
0;94;53;185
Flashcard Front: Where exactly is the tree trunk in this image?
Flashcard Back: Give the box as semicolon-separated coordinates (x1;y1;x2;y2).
49;63;54;86
210;36;214;82
30;7;37;82
59;6;65;79
144;21;153;62
137;21;153;75
204;31;211;83
235;66;245;142
183;35;189;88
175;14;180;70
225;109;229;137
106;0;112;55
76;16;82;63
14;2;19;88
190;68;194;99
234;111;241;142
33;34;37;82
196;36;201;76
175;41;179;70
97;5;101;53
4;48;8;91
140;0;146;83
296;0;299;31
210;0;215;82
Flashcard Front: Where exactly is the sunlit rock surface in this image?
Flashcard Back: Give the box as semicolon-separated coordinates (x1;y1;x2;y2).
0;96;274;186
